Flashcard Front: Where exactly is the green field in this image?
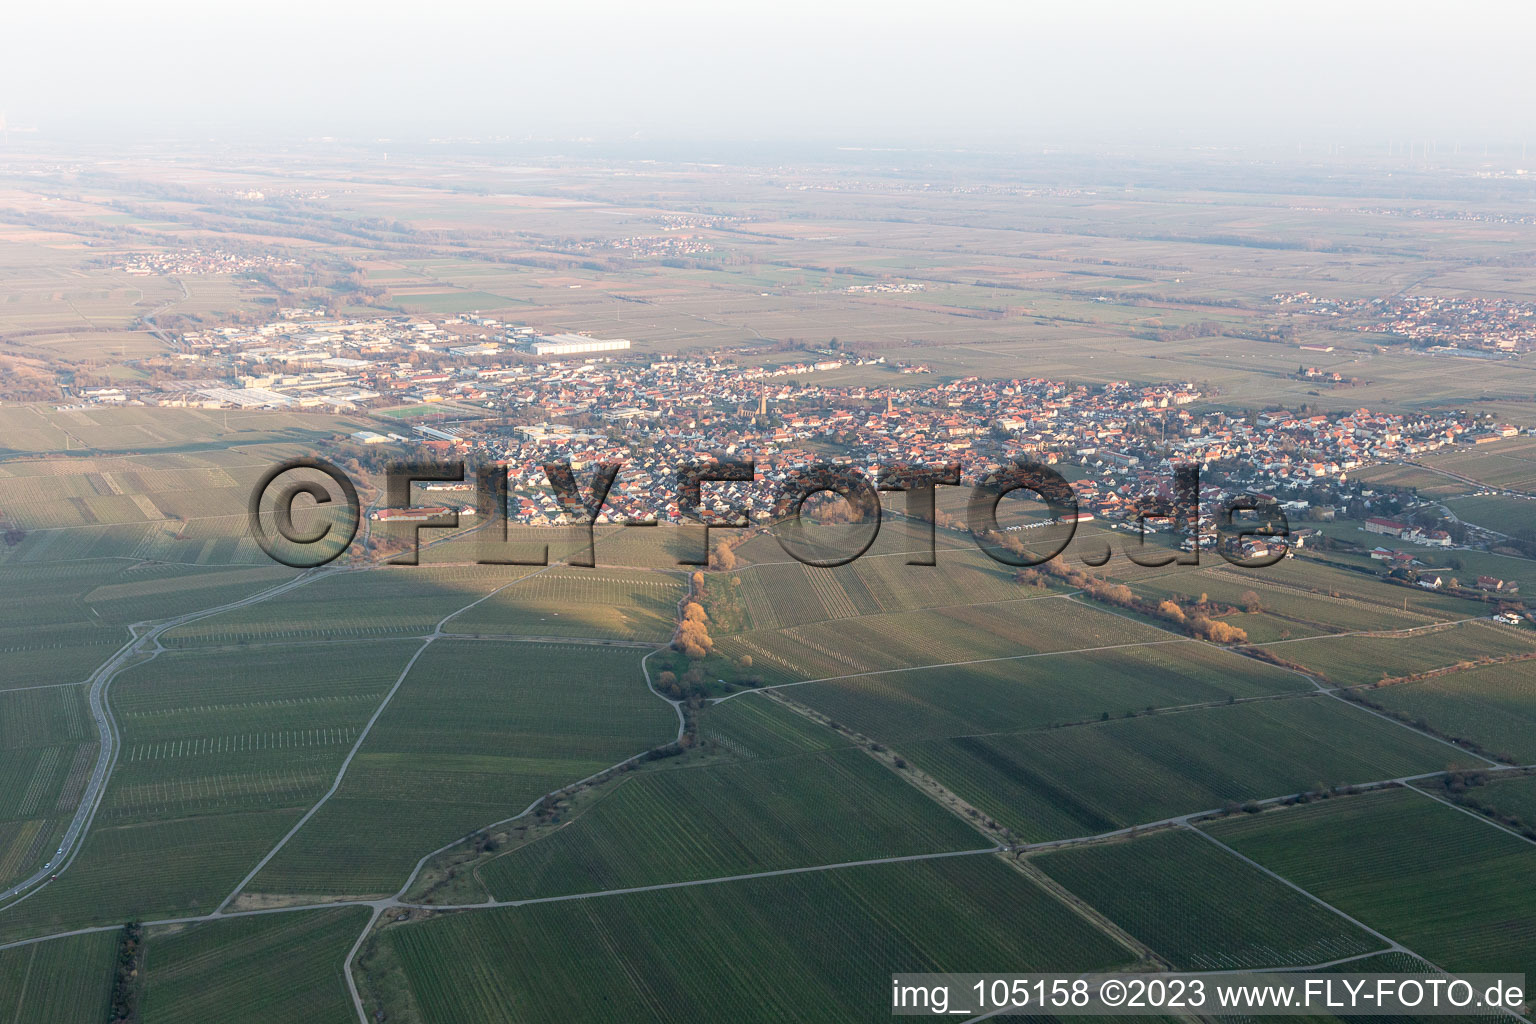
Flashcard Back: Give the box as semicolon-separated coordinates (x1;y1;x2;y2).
0;810;302;943
6;151;1536;1020
714;544;1058;632
1126;565;1462;643
142;907;371;1024
0;559;151;689
476;747;986;900
1364;660;1536;762
714;596;1172;685
1236;557;1486;620
244;640;677;897
0;930;119;1023
0;642;421;940
781;640;1308;742
698;694;855;759
1348;463;1473;498
160;565;540;646
898;695;1470;841
0;446;359;567
368;855;1132;1023
102;642;422;826
1457;774;1536;829
0;686;96;891
1275;619;1536;686
443;567;683;641
1423;438;1536;493
1205;787;1536;974
1445;493;1536;536
1034;828;1380;969
392;290;525;313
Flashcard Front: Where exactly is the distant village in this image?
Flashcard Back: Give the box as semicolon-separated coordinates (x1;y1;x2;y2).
59;310;1535;578
566;235;715;259
116;249;301;277
1273;291;1536;356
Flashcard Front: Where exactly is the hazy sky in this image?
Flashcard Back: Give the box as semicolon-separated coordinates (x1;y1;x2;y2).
6;0;1535;147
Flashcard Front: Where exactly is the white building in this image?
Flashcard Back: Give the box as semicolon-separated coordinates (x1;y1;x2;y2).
528;333;631;356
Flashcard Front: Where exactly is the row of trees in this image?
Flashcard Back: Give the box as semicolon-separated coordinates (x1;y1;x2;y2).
110;921;144;1023
1016;556;1252;645
673;571;714;660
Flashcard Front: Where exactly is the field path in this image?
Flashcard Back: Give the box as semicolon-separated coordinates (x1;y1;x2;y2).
0;566;337;909
213;566;558;913
1;762;1532;1024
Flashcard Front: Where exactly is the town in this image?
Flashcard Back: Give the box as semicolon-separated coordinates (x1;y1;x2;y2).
1274;292;1536;356
62;308;1526;575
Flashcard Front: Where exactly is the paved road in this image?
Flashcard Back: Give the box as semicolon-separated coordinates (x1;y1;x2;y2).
0;500;494;910
0;568;336;907
1;761;1532;1024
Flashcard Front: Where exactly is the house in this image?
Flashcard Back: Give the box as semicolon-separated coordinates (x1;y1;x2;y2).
1364;517;1408;537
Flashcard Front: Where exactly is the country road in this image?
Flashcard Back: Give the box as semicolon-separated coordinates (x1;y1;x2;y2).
0;567;339;907
0;484;500;908
1;763;1530;953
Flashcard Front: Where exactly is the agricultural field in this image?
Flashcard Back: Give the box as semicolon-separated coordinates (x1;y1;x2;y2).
0;929;119;1024
1233;556;1488;621
0;450;259;531
101;641;421;826
365;854;1132;1024
780;639;1309;743
710;543;1058;633
5;145;1536;1020
589;522;712;569
1364;660;1536;762
0;641;420;941
0;406;363;459
1444;493;1536;536
720;516;975;573
475;747;986;900
897;695;1469;841
713;594;1172;685
0;687;96;890
442;566;683;641
1422;437;1536;493
0;559;145;688
1204;787;1536;975
0;809;302;943
1274;619;1536;687
242;640;676;897
79;563;299;625
1033;828;1380;969
1125;564;1464;643
141;907;371;1024
159;564;541;646
1453;773;1536;830
698;692;856;759
0;557;296;673
0;444;367;567
1348;462;1474;498
393;290;525;313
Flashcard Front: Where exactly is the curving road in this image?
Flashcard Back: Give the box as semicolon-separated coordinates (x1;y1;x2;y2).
0;568;340;908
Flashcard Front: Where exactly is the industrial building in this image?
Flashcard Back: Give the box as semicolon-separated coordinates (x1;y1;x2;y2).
526;333;631;357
